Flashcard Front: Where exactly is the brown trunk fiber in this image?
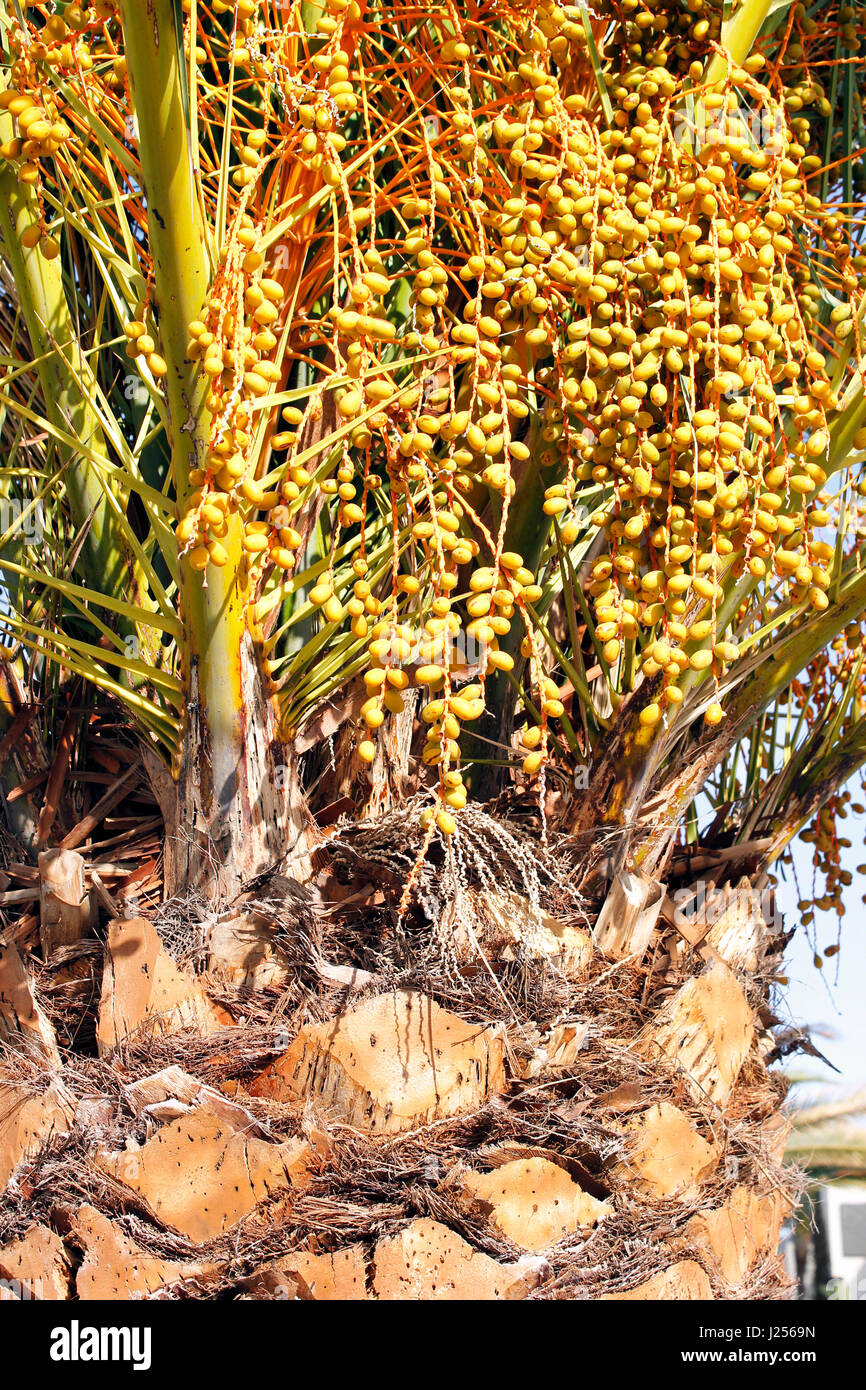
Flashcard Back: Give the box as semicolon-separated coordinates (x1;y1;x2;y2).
162;634;319;904
0;809;796;1300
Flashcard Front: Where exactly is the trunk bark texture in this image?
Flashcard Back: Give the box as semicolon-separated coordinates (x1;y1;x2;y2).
0;808;795;1299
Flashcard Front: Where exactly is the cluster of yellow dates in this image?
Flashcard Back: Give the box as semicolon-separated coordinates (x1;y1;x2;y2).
6;0;865;839
236;0;864;820
0;3;126;256
175;216;303;575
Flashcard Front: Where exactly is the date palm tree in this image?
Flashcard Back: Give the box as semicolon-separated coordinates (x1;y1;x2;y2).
0;0;864;1300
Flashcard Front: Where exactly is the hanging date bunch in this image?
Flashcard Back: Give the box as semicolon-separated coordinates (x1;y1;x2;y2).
3;0;865;842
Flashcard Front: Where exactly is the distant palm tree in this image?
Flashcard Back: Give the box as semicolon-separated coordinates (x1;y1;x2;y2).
788;1086;866;1182
786;1082;866;1298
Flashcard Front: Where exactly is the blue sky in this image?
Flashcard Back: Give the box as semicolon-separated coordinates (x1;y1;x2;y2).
774;813;866;1095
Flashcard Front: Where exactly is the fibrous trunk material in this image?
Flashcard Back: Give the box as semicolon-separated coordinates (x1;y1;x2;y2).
166;631;318;903
0;807;795;1300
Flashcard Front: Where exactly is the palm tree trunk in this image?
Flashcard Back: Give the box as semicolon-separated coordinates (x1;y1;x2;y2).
0;807;795;1300
117;0;313;901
